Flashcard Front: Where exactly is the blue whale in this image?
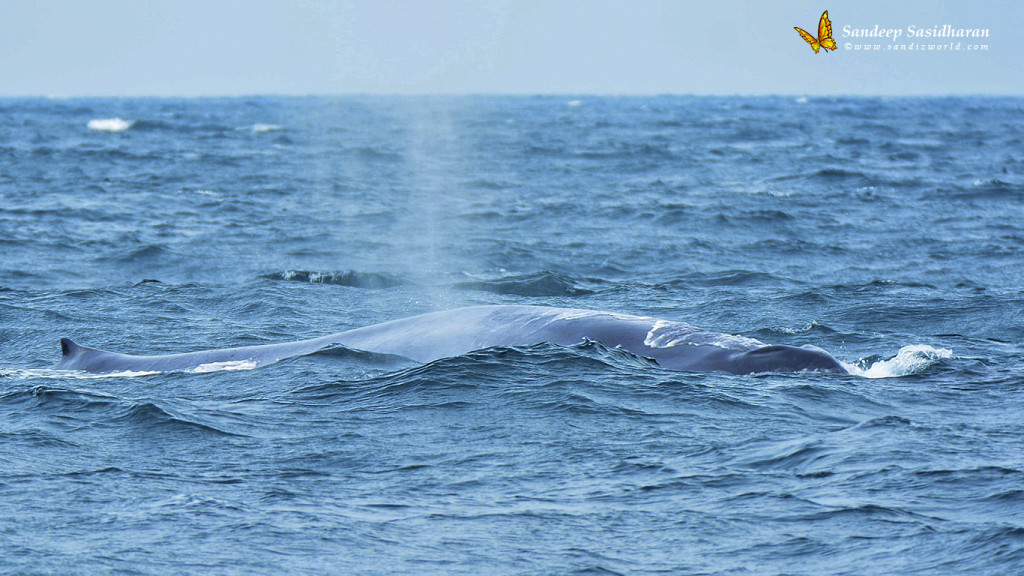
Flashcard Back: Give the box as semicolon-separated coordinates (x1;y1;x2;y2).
55;305;847;375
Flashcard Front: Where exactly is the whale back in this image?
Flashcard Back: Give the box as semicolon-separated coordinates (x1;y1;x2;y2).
55;335;339;373
57;338;137;373
54;305;847;375
57;336;251;373
730;344;847;375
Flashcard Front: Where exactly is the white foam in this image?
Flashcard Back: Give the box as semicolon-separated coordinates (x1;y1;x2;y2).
567;99;583;107
3;368;160;379
843;345;953;379
770;321;819;335
190;360;258;373
644;320;764;351
252;123;283;134
87;118;133;132
2;359;257;379
796;96;809;104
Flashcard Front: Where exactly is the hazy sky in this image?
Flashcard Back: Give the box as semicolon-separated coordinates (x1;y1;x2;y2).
1;0;1019;96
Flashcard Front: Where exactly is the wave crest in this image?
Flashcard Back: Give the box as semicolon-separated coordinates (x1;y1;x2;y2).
453;271;593;297
87;118;133;132
267;270;406;289
252;123;284;134
845;345;954;378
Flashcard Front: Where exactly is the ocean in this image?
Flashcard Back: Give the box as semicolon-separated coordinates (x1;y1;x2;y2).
0;95;1022;575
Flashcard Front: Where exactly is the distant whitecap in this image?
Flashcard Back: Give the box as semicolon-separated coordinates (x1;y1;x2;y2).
87;118;133;132
252;123;284;134
796;96;809;104
567;99;583;107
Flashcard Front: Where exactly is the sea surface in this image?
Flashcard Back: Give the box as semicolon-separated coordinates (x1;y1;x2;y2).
0;95;1022;575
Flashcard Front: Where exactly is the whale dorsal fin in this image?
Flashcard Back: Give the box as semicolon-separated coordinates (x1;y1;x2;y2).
59;338;104;361
57;338;118;371
60;337;81;358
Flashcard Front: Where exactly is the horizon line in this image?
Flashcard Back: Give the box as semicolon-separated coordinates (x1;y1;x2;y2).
1;91;1021;100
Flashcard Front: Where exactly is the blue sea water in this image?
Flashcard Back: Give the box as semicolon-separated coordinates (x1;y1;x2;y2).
0;95;1022;575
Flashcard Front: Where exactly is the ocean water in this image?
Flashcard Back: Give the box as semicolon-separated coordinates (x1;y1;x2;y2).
0;95;1022;575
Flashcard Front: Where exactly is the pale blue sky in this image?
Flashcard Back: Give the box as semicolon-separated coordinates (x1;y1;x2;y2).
1;0;1019;96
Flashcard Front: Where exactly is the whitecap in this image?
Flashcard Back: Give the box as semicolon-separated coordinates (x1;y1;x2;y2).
567;99;583;107
87;118;133;132
252;123;283;134
771;321;819;335
843;345;953;379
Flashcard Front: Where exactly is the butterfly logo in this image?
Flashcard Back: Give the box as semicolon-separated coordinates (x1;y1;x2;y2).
795;10;836;54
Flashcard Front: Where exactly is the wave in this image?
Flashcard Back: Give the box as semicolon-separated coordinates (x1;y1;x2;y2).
251;123;284;134
87;118;133;132
305;343;419;367
463;178;515;191
0;385;119;412
453;271;594;296
0;385;248;437
265;270;407;289
292;341;661;407
351;146;402;162
655;270;801;288
963;178;1021;199
756;321;839;337
770;168;871;185
573;143;677;162
111;243;169;264
844;345;954;378
116;401;245;437
734;437;828;471
828;280;939;293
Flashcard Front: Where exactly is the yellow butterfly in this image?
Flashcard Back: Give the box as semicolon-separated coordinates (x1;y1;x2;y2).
794;10;836;54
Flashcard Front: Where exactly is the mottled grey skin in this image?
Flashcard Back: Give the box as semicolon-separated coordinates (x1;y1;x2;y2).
56;305;847;375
